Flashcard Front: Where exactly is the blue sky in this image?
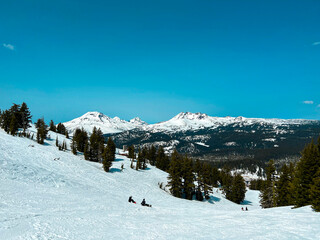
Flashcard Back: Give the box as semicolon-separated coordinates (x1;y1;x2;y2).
1;0;320;123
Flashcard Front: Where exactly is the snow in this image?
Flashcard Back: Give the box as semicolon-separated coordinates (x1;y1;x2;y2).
1;129;320;239
195;142;210;147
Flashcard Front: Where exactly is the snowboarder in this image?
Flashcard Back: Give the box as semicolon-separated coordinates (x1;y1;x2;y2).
141;198;151;207
128;196;136;204
246;207;248;211
241;207;244;211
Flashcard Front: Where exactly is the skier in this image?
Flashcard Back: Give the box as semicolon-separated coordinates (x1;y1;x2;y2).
128;196;136;204
246;207;248;211
241;207;244;211
141;198;152;207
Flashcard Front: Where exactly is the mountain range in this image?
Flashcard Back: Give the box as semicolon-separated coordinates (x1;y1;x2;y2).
63;111;320;164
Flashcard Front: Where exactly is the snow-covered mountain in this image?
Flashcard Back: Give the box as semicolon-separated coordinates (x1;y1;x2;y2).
63;111;148;134
64;111;318;135
145;112;318;133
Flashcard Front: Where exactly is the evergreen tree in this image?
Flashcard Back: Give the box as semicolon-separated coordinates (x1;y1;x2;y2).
71;138;77;155
276;164;294;206
311;169;320;212
230;174;246;204
73;128;88;152
84;142;89;160
9;114;18;136
56;123;66;135
35;118;48;144
56;137;59;147
260;160;276;208
194;160;204;201
210;166;219;188
1;110;11;133
19;102;32;133
202;163;213;200
65;131;69;139
128;145;135;160
156;146;170;171
167;149;183;198
181;156;194;200
49;120;56;132
293;140;320;207
148;145;157;166
221;167;233;201
102;137;115;172
136;149;142;170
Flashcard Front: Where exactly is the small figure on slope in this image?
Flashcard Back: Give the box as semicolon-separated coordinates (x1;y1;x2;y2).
141;198;152;207
246;207;248;211
128;196;136;204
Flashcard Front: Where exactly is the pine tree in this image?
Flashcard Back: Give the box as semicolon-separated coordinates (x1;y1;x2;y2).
194;160;204;201
65;131;69;139
148;145;157;166
84;142;89;160
19;102;32;134
181;156;194;200
202;163;213;200
136;149;141;170
310;169;320;212
230;174;246;204
221;167;233;201
73;128;88;152
293;140;320;207
49;120;56;132
156;146;170;171
102;137;116;172
71;138;77;155
1;110;11;133
167;149;183;198
276;164;294;206
136;148;143;170
9;114;18;136
35;118;48;144
128;145;135;160
260;160;276;208
56;137;59;147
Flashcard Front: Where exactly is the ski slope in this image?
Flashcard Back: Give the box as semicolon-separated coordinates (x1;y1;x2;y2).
0;129;319;240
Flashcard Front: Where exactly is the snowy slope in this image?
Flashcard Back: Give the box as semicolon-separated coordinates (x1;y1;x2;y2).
145;112;319;133
63;112;147;134
1;129;319;239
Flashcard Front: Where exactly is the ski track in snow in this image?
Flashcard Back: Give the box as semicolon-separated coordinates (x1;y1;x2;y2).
0;129;319;240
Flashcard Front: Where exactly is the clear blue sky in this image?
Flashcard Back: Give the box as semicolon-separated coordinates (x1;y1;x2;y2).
1;0;320;123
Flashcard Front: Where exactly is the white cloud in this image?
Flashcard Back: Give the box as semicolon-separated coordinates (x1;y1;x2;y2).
3;43;15;50
312;42;320;46
303;101;314;104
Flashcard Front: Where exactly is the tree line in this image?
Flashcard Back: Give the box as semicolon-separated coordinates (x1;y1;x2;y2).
259;137;320;211
127;145;246;203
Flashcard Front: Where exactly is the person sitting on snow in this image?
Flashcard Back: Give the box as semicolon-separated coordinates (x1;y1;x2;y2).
141;198;151;207
128;196;136;204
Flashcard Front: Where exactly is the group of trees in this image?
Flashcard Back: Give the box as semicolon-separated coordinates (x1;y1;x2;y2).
167;150;246;203
128;145;170;171
0;102;32;136
71;127;115;172
49;121;69;138
259;138;320;211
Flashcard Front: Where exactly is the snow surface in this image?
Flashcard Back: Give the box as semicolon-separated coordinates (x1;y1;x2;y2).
1;129;320;239
63;111;319;134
